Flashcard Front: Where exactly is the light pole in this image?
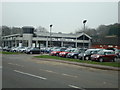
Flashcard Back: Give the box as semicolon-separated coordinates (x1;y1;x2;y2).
82;20;87;60
50;24;53;47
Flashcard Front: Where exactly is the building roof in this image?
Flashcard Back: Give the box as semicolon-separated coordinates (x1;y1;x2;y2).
35;32;92;39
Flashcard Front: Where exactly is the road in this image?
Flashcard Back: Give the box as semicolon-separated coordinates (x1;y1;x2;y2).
0;53;2;90
2;54;119;89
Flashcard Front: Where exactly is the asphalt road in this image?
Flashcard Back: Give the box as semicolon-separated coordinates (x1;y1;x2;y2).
2;54;119;89
0;53;2;90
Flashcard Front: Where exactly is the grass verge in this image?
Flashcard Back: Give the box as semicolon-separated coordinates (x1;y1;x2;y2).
35;55;120;67
0;51;23;54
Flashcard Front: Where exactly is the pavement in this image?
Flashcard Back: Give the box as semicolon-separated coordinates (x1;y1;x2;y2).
33;54;120;71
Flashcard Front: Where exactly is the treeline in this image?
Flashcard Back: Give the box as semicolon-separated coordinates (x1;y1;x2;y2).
75;23;120;45
76;23;120;37
1;26;22;36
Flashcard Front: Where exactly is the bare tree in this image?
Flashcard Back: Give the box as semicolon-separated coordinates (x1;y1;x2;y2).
35;26;48;33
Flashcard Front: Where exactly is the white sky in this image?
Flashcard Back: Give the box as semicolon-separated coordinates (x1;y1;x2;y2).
1;1;118;33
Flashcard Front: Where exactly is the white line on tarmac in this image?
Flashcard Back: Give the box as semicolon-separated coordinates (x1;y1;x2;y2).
14;70;47;80
68;85;86;90
8;63;24;67
39;69;58;74
68;85;80;89
62;73;78;78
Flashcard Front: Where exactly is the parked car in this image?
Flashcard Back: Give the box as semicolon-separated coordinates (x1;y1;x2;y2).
11;47;22;52
0;46;2;50
78;49;102;60
115;49;120;58
91;50;117;62
18;47;28;53
66;48;84;59
59;48;75;57
26;47;41;54
2;46;9;51
50;48;67;56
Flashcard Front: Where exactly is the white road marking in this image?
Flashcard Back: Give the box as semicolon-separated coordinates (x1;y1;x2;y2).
103;82;106;84
14;70;47;80
39;69;78;78
68;85;86;90
40;69;58;74
68;85;80;89
62;73;77;78
8;63;24;67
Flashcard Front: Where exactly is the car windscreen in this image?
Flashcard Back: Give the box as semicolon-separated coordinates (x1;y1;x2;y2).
60;49;66;51
73;49;80;53
65;49;70;52
54;49;60;51
104;52;115;55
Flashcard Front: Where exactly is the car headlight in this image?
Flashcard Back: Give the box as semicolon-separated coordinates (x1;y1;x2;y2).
96;55;100;58
71;53;74;56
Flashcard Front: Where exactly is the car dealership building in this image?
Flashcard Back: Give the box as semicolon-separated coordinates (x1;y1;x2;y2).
2;26;92;48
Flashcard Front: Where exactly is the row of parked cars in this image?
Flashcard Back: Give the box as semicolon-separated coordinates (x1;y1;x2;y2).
1;46;120;62
1;46;51;54
50;47;120;62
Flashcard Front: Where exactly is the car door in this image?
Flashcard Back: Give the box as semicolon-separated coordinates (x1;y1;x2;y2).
103;52;109;61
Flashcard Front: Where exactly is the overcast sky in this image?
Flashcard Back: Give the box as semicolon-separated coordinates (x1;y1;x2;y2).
2;2;118;33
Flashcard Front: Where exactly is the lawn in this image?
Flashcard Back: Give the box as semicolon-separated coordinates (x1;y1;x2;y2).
35;55;120;67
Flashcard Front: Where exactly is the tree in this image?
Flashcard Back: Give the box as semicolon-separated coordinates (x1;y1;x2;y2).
35;26;48;33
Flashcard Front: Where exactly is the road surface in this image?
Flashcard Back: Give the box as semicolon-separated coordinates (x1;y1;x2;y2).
2;54;119;89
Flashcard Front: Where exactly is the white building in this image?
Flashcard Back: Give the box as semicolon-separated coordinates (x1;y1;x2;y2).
2;26;92;48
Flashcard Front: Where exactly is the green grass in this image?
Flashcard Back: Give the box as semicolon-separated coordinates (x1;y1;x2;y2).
0;51;23;54
35;55;120;67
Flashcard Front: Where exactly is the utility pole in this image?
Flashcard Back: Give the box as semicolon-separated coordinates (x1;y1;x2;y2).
82;20;87;60
50;24;53;48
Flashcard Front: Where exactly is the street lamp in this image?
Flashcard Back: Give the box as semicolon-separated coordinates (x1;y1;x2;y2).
82;20;87;60
50;24;53;47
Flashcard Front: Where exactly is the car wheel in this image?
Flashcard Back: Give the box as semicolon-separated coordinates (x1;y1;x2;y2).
30;52;33;54
56;53;59;56
99;58;103;62
85;57;89;60
112;57;117;62
74;55;78;59
79;57;82;60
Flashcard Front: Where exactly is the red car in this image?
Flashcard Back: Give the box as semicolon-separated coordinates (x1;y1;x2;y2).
50;48;66;56
91;50;117;62
59;49;74;57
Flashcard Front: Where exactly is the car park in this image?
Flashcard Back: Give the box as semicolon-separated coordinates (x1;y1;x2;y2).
91;50;117;62
78;49;102;60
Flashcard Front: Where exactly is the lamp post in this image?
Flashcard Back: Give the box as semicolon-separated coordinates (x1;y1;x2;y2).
82;20;87;60
50;24;53;47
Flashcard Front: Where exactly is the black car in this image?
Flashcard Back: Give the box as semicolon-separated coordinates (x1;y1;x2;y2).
78;49;102;60
26;47;41;54
66;48;85;59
